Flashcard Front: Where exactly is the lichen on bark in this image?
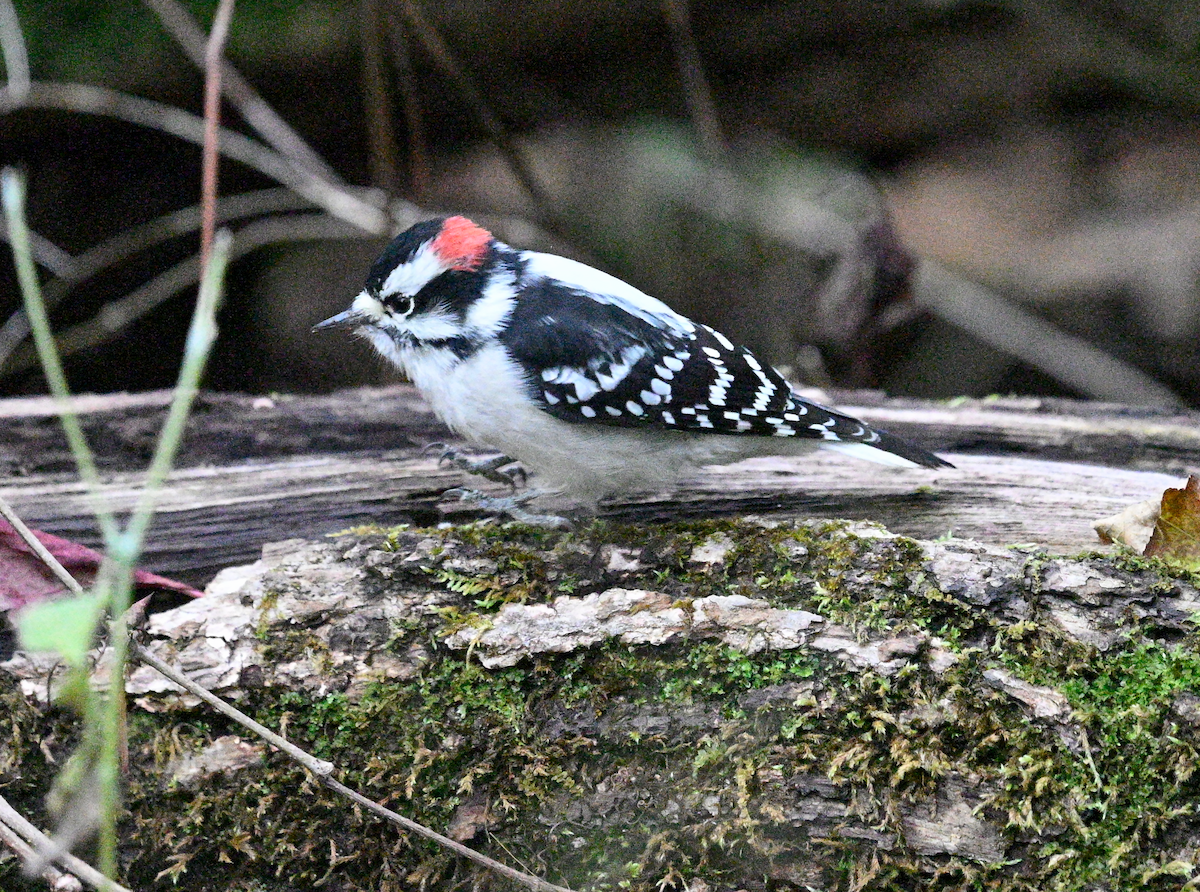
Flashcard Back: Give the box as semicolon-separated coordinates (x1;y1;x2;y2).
3;517;1200;891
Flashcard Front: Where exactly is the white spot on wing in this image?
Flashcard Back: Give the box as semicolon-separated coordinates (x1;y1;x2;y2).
595;345;647;391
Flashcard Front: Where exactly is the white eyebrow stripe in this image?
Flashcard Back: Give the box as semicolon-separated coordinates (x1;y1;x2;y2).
382;241;444;297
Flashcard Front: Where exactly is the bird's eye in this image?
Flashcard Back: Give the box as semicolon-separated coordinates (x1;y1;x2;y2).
387;295;415;317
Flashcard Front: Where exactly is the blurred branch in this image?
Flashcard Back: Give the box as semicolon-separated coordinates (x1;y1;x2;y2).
2;213;365;377
0;188;312;369
200;0;236;271
141;0;344;184
0;812;83;891
0;793;126;892
914;259;1184;408
0;215;78;277
661;0;726;163
360;0;402;194
398;0;561;231
386;12;431;202
0;82;391;234
0;0;28;100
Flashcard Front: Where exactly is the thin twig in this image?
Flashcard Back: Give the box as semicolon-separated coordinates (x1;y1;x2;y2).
0;187;311;370
913;260;1184;408
0;83;389;234
0;217;78;277
141;0;343;184
0;492;85;595
386;12;431;202
2;213;365;375
128;640;333;777
361;0;401;194
0;793;132;892
0;817;84;891
0;0;29;100
661;0;726;163
398;0;560;229
127;640;577;892
200;0;235;272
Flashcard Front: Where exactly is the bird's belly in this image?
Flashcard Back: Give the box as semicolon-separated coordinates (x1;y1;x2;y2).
401;344;818;502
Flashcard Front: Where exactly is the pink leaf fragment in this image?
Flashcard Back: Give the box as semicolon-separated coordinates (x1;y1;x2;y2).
0;521;202;613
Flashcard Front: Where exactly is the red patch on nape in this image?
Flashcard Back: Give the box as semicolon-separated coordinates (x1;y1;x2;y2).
432;216;493;271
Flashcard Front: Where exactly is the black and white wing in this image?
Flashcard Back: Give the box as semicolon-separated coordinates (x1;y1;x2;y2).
499;253;950;469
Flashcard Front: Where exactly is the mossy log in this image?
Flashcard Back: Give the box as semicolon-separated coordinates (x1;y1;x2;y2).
4;517;1200;891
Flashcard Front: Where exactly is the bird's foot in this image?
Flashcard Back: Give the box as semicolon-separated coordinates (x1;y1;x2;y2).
425;444;527;490
442;488;572;530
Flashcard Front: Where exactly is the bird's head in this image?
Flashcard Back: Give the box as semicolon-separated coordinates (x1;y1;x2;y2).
314;215;496;344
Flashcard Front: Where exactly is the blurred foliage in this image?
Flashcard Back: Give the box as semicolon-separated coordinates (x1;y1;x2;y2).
16;0;350;88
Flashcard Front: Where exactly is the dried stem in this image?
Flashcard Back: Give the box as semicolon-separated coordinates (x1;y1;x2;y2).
128;640;333;776
0;0;29;100
2;213;363;375
200;0;236;272
0;187;311;371
0;793;129;892
0;491;84;595
661;0;727;163
398;0;560;228
361;0;402;194
386;12;431;202
0;218;78;277
128;641;578;892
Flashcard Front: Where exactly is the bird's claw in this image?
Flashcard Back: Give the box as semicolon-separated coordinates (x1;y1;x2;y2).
425;444;527;490
443;488;572;530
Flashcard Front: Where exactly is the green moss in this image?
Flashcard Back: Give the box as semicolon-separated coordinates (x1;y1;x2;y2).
5;520;1200;890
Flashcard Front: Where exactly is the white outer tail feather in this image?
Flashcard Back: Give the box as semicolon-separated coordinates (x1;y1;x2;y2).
821;441;925;469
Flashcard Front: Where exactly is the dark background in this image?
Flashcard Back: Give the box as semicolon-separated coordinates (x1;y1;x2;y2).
4;0;1200;407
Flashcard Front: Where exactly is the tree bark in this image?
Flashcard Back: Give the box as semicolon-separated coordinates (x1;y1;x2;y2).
0;386;1192;583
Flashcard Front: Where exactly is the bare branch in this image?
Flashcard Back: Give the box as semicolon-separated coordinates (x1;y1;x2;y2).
0;815;82;892
141;0;343;184
361;0;402;194
0;189;313;371
0;793;132;892
0;216;78;277
398;0;560;230
913;259;1184;409
0;0;29;100
1;213;366;376
0;491;84;595
661;0;726;163
386;13;431;202
0;82;389;234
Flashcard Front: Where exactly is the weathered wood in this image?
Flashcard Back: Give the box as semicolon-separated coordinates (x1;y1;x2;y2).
0;387;1192;583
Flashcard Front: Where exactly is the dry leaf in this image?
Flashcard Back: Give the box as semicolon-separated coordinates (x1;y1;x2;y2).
1144;475;1200;569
